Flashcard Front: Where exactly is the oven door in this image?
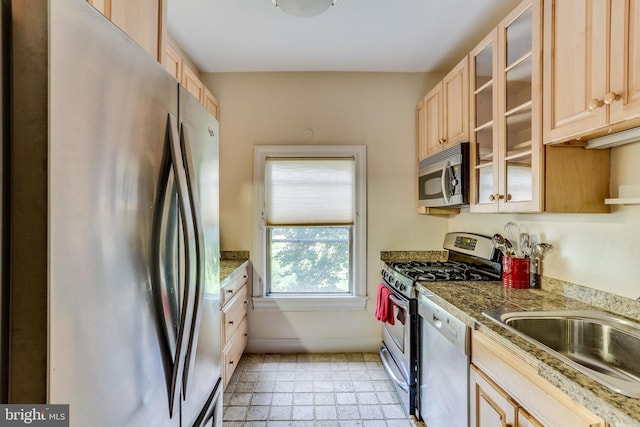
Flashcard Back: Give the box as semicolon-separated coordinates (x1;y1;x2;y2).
380;288;411;389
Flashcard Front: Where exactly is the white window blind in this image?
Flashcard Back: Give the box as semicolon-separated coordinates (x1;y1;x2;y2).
265;158;355;225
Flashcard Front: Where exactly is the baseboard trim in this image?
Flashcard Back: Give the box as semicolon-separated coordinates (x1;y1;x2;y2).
245;337;381;354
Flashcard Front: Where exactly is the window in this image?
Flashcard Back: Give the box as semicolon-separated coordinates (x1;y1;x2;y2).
253;145;367;311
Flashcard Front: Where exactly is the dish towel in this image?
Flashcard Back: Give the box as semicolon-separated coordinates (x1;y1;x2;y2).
375;283;395;325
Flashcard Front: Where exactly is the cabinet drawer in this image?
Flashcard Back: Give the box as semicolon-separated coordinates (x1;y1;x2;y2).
222;284;248;344
223;316;248;388
221;266;249;307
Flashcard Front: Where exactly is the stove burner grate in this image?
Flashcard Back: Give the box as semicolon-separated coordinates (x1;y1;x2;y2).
388;260;498;283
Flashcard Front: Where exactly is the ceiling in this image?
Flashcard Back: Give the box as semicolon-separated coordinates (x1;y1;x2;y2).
167;0;522;73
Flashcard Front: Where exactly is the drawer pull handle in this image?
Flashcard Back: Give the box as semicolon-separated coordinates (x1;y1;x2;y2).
229;360;234;365
226;289;234;293
229;320;234;325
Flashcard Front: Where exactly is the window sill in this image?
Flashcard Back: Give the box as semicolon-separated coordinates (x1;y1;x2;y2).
251;295;368;312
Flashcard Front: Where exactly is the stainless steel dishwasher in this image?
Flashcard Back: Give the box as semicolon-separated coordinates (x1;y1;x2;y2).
418;289;470;427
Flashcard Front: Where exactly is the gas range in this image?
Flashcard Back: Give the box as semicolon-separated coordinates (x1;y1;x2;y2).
382;232;502;300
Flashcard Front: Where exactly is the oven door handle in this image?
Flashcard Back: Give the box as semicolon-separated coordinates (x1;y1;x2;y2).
379;347;409;392
388;293;409;311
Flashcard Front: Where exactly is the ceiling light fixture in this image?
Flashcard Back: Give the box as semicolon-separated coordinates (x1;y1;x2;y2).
272;0;338;18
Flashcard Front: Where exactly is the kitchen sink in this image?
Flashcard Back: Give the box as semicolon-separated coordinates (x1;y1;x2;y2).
482;309;640;398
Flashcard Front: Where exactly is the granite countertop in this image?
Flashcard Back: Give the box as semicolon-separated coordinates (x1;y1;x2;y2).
221;251;250;284
381;252;640;426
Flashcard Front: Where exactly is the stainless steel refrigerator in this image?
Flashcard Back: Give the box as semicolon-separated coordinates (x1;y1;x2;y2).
9;1;221;425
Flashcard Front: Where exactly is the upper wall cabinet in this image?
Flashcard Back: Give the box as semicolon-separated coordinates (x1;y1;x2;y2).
203;87;220;122
162;43;182;81
418;57;469;162
87;0;166;62
543;0;640;144
468;0;610;214
470;0;544;213
162;43;220;120
181;63;205;103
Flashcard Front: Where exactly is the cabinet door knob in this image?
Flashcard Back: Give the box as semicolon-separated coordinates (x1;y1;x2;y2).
489;193;504;201
604;91;620;105
506;194;512;201
489;194;496;201
588;98;604;111
226;289;234;293
229;320;234;325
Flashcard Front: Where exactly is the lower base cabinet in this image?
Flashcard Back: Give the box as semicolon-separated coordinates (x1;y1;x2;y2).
471;365;543;427
470;330;606;427
221;265;249;389
223;317;248;387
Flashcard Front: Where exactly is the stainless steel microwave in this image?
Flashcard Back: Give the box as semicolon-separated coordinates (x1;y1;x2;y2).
418;142;469;208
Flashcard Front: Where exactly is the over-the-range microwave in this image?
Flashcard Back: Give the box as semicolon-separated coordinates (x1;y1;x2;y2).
418;142;469;208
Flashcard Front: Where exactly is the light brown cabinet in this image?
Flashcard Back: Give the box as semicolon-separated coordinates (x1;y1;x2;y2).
419;57;469;162
543;0;640;144
162;43;182;82
221;265;249;388
416;98;428;162
203;87;220;121
468;0;610;214
161;43;221;121
471;329;606;427
470;0;544;213
87;0;165;61
471;365;543;427
181;63;205;103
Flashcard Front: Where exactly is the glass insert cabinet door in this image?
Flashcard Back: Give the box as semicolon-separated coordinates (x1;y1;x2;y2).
470;29;499;210
470;0;543;213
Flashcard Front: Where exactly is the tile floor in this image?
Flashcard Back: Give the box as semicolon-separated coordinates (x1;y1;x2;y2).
222;352;417;426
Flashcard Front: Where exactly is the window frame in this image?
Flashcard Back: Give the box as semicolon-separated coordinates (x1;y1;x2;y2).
252;145;367;312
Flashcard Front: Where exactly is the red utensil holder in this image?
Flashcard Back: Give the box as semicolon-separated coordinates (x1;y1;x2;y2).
502;256;530;289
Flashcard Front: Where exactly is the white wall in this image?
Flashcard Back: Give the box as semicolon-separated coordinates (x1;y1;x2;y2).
450;142;640;300
202;72;448;352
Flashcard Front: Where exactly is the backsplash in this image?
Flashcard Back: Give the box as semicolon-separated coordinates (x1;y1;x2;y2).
541;276;640;322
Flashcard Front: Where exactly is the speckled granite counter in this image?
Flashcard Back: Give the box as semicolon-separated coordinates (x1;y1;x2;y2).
221;251;249;284
380;250;447;263
381;252;640;426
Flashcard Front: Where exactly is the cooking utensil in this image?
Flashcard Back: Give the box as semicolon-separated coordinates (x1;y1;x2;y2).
492;233;508;256
520;233;532;258
534;242;554;260
504;238;516;257
504;222;521;257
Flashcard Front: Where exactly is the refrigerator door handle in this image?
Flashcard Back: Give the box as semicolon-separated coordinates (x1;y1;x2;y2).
151;113;198;417
179;122;206;398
